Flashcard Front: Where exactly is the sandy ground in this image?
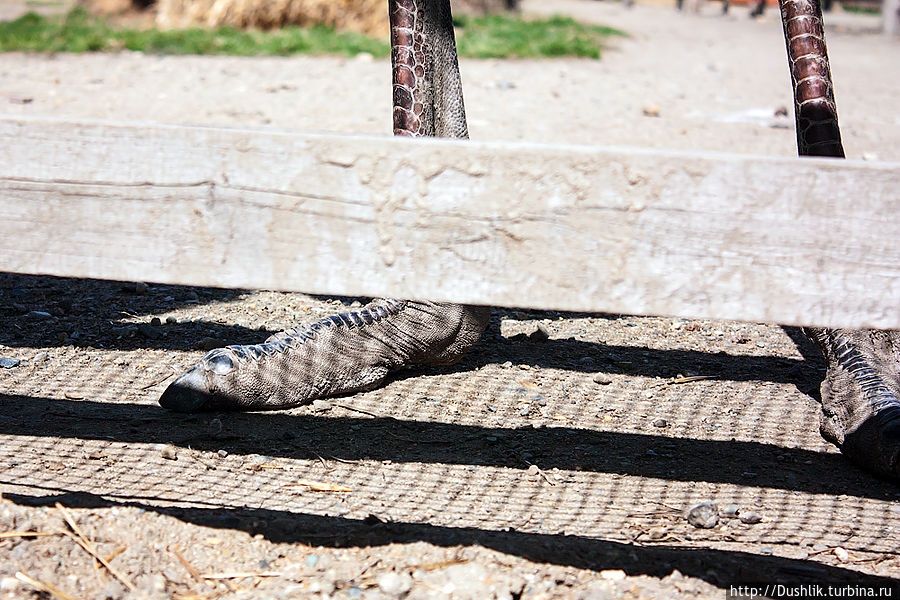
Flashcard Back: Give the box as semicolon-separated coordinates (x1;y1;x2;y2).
1;1;899;599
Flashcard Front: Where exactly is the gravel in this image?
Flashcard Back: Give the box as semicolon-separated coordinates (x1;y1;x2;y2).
738;510;763;524
686;502;720;529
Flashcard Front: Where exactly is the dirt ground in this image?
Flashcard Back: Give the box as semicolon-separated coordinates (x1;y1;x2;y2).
1;1;899;598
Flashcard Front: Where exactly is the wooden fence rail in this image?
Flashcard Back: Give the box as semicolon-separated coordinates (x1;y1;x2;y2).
1;116;898;328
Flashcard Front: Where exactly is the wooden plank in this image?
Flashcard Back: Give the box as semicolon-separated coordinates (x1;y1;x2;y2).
1;116;899;329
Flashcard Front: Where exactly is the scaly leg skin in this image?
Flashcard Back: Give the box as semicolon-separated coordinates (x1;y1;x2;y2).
159;301;489;412
779;0;900;479
160;0;489;412
806;329;900;478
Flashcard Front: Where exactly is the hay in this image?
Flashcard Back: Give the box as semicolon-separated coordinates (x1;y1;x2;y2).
78;0;140;16
154;0;519;34
155;0;388;36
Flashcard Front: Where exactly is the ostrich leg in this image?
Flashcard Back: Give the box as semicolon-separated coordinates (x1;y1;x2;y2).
159;0;489;412
780;0;900;478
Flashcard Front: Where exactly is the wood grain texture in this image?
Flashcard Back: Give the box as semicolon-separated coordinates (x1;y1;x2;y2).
1;116;898;328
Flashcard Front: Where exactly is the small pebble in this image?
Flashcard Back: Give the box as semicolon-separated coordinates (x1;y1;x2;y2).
834;547;850;562
652;418;668;428
305;554;319;567
647;526;668;540
739;510;763;524
722;504;740;517
486;405;497;412
519;408;530;417
0;357;21;368
377;572;412;596
686;501;719;529
529;324;550;341
160;446;177;460
599;569;627;581
347;586;363;598
32;352;48;363
133;282;149;294
209;418;223;435
592;373;613;385
150;317;162;327
642;102;661;117
501;361;512;368
165;316;178;324
138;323;160;340
217;449;228;458
26;310;52;320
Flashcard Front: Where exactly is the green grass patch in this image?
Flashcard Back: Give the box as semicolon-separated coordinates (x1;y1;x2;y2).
455;14;624;59
0;7;624;58
841;4;880;14
0;7;391;56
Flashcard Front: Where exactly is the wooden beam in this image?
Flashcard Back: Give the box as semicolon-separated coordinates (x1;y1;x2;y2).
1;116;898;329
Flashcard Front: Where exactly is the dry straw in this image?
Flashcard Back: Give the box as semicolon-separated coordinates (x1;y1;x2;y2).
153;0;516;34
155;0;389;35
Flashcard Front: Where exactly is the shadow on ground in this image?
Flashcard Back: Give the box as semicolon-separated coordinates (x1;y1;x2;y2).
3;274;898;592
1;274;822;392
1;394;893;500
4;489;898;592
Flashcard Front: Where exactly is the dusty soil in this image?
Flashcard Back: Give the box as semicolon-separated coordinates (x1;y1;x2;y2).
1;1;899;598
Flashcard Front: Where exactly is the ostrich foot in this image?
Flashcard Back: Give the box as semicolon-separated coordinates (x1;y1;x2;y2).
806;327;900;479
159;300;490;412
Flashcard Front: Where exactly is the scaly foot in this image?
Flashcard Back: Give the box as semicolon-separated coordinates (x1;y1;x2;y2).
159;300;489;412
806;327;900;479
